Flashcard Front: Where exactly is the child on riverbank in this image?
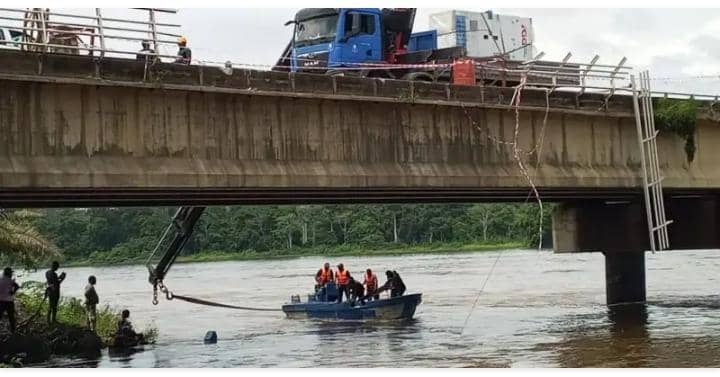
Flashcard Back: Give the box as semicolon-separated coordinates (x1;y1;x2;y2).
84;275;99;332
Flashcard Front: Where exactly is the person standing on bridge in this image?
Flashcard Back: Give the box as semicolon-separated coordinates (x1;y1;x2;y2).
335;263;351;303
136;40;156;64
175;36;192;65
45;261;66;324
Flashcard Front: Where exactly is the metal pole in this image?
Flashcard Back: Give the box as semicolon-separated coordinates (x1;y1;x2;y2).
39;8;48;53
631;74;656;252
641;72;661;249
149;9;159;56
643;71;671;249
95;8;105;58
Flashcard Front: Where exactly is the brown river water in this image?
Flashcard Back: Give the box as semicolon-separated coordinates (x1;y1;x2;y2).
23;249;720;367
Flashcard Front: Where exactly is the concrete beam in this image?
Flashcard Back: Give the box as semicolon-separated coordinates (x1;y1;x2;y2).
1;51;720;206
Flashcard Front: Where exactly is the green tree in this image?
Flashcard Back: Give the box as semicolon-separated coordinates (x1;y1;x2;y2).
0;209;57;267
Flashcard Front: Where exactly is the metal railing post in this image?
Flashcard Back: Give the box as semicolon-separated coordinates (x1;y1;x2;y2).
39;8;48;53
95;8;105;58
149;9;159;56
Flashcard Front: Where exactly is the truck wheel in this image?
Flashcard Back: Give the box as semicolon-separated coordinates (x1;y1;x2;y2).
401;72;434;82
326;69;345;77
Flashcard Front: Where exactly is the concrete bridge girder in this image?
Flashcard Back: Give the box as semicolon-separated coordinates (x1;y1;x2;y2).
2;51;720;307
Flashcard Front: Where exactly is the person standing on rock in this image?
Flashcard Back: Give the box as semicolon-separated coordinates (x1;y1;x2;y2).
45;261;66;324
0;267;20;333
84;275;99;332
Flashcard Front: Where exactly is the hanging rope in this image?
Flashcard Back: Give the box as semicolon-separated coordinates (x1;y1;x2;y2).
153;281;281;312
168;294;282;312
459;249;503;335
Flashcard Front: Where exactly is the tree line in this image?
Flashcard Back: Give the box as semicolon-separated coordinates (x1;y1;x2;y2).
26;203;551;264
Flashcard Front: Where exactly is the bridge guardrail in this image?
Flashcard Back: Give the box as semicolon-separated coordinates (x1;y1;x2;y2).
0;8;181;60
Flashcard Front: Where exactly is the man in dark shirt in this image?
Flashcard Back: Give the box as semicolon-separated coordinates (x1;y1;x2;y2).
346;277;366;305
136;40;156;64
377;270;406;298
45;261;66;324
174;36;192;65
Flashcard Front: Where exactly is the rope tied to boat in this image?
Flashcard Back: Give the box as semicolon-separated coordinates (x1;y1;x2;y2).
152;280;282;312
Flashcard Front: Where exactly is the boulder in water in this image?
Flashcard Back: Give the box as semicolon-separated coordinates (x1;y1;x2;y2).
0;334;51;364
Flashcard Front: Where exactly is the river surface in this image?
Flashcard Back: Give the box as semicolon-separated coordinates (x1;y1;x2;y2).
23;249;720;367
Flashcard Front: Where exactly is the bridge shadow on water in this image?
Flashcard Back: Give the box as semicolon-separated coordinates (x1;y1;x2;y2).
533;297;720;367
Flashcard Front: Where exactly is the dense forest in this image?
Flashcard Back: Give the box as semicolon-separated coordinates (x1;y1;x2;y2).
26;203;551;265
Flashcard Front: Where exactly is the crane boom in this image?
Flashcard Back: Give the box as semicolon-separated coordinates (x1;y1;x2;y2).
146;206;206;287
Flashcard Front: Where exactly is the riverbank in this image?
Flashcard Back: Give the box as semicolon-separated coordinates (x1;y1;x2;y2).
0;282;157;367
66;241;524;267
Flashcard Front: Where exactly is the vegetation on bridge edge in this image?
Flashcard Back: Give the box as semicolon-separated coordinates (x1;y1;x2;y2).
654;98;698;162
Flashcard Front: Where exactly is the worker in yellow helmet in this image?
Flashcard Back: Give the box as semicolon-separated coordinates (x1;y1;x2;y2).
175;36;192;65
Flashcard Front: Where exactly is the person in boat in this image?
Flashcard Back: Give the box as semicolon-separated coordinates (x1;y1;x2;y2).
315;262;334;289
346;276;366;305
363;268;379;301
114;309;145;347
335;263;352;303
376;270;407;298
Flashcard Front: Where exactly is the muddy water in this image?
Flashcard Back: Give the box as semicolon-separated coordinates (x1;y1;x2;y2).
26;249;720;367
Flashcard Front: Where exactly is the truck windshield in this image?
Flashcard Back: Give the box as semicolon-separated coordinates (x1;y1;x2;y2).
295;15;338;47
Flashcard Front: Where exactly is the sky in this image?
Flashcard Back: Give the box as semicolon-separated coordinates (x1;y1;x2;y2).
13;7;720;96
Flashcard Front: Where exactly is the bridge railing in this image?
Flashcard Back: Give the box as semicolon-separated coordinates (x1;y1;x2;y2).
0;8;181;60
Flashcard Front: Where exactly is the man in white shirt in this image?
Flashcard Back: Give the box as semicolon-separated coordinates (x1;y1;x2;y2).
0;266;20;333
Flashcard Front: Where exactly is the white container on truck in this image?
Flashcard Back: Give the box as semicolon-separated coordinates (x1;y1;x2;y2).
429;9;536;61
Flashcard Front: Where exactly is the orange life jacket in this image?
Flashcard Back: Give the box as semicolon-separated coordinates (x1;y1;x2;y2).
317;268;332;285
364;272;378;290
336;269;349;285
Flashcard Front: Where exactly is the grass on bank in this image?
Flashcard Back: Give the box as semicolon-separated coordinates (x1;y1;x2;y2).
65;240;523;267
15;282;157;346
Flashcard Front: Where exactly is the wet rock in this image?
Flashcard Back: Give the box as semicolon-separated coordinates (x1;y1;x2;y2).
48;325;102;357
0;334;51;364
76;331;102;358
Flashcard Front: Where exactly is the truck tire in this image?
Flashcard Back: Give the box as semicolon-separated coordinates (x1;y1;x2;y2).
401;72;434;82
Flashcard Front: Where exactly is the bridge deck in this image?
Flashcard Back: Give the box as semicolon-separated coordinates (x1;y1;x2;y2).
1;50;719;207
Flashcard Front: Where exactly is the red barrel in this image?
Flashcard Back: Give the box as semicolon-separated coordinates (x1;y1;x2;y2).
452;59;476;86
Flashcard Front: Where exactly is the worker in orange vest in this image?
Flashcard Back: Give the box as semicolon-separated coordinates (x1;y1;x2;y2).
363;268;379;301
335;263;351;303
315;262;334;289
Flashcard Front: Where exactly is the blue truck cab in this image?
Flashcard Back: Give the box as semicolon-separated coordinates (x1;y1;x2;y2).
288;8;436;72
291;8;382;71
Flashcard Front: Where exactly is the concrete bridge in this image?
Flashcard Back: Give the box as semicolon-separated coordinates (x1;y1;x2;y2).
1;50;719;305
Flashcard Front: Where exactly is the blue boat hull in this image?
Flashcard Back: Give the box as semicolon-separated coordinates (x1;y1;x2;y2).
282;293;422;321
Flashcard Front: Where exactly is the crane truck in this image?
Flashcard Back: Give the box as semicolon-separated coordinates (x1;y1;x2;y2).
273;8;559;85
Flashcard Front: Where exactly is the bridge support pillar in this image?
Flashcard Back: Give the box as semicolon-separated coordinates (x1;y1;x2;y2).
604;252;646;305
553;201;649;306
